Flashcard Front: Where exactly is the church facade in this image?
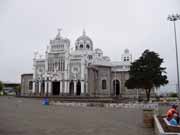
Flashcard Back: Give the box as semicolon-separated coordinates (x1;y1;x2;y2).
21;29;135;97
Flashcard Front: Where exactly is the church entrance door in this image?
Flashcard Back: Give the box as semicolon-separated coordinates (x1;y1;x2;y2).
69;80;74;95
52;81;60;95
76;80;81;96
41;81;45;96
113;80;120;96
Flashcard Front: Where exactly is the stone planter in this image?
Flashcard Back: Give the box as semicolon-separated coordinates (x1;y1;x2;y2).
154;115;180;135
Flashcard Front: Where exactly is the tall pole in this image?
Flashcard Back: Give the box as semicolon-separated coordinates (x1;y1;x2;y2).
168;14;180;98
173;21;180;98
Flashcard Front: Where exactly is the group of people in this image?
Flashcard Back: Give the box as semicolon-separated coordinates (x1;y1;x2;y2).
166;104;180;126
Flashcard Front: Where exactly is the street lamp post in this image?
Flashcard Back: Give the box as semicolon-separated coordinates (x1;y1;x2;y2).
167;14;180;98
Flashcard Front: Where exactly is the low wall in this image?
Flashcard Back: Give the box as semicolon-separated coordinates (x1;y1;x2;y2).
50;101;158;109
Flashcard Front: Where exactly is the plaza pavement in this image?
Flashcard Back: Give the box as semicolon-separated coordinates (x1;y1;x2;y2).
0;96;154;135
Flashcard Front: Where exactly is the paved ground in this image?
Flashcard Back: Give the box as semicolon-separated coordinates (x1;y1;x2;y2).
0;96;154;135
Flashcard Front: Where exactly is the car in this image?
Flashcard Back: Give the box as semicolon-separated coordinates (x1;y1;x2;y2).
7;91;16;96
3;88;16;96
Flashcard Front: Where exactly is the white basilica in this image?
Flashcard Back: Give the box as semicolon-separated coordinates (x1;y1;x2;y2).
29;29;132;96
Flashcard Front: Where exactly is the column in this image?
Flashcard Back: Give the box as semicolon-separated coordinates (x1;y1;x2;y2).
48;81;52;95
38;81;41;94
64;81;67;94
74;81;77;95
32;81;36;94
60;81;63;95
66;81;69;94
60;81;64;93
86;81;88;95
81;81;84;95
45;81;47;94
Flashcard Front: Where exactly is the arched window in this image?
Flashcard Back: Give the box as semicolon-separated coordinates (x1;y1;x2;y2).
86;44;90;49
80;44;83;48
88;55;93;60
102;80;106;89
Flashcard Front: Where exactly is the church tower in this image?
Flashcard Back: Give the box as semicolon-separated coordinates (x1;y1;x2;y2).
121;49;132;62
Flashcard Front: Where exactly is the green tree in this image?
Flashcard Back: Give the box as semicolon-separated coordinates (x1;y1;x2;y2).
169;92;177;97
125;50;168;101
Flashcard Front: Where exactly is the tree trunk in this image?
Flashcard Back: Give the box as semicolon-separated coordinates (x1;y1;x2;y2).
145;89;151;101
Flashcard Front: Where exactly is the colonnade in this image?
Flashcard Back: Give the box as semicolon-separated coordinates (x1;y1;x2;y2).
32;80;85;96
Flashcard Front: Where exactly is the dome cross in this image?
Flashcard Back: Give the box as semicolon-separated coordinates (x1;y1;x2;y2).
83;29;86;36
57;28;62;37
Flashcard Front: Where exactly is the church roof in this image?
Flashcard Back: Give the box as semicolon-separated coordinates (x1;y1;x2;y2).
111;61;131;66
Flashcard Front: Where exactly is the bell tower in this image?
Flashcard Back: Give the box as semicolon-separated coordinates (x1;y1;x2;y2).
121;49;132;62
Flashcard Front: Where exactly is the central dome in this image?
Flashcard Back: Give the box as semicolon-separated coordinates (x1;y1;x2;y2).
75;30;93;51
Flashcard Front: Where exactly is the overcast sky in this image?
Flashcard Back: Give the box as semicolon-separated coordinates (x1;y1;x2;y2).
0;0;180;91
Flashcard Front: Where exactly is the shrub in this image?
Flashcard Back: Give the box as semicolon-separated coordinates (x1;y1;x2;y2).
169;92;177;97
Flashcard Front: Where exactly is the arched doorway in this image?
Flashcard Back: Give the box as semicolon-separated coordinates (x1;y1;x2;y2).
113;80;120;96
69;80;74;95
52;81;60;95
76;80;81;96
